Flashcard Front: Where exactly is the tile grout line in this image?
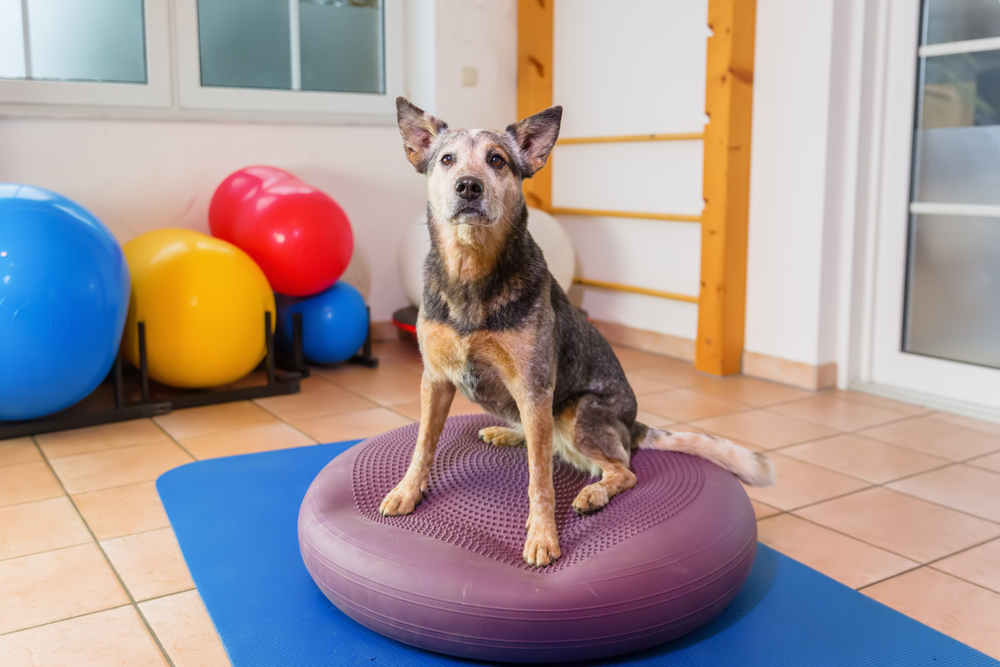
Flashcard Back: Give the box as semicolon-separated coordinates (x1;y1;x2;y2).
39;437;189;466
149;419;206;462
923;564;1000;598
0;491;65;510
856;563;1000;599
0;587;198;640
779;470;1000;529
852;564;927;593
0;539;94;565
0;603;133;638
250;402;324;446
30;435;179;667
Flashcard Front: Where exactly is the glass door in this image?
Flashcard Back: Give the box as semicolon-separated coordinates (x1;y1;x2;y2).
869;0;1000;410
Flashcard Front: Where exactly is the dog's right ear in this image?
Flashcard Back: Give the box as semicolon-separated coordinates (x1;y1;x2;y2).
396;97;449;173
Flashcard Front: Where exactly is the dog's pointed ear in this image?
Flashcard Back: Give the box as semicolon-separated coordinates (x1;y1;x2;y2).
505;106;563;178
396;97;449;173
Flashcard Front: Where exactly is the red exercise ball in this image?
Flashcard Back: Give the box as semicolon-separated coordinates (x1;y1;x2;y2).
209;166;353;296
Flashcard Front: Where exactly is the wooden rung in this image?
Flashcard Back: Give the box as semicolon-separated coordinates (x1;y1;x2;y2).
549;207;702;223
573;278;699;304
556;132;704;145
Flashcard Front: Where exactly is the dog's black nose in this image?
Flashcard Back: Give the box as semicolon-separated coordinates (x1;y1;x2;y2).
455;176;483;201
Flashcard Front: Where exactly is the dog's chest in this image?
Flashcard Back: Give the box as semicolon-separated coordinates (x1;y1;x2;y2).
419;320;520;420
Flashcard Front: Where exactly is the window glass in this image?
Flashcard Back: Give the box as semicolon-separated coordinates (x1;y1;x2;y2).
924;0;1000;45
0;0;146;83
904;215;1000;369
904;1;1000;370
300;0;382;94
920;50;1000;128
196;0;384;94
0;1;26;79
197;0;292;90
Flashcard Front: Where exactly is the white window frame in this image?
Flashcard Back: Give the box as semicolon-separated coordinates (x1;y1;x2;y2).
0;0;172;108
0;0;404;122
173;0;403;117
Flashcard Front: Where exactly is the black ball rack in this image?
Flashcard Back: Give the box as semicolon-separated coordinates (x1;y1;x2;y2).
0;308;379;440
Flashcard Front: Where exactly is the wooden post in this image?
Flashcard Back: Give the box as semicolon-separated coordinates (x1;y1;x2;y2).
517;0;554;210
696;0;756;376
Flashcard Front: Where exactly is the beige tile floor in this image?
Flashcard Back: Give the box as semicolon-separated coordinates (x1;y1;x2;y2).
2;340;1000;664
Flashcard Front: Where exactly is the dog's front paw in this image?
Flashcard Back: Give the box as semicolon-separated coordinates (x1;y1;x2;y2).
379;480;424;516
572;483;610;515
523;523;561;567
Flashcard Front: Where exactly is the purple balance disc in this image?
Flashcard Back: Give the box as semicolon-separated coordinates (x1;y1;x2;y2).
298;414;757;663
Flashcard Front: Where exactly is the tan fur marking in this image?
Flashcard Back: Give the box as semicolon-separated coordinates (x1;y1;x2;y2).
432;213;508;283
417;318;466;381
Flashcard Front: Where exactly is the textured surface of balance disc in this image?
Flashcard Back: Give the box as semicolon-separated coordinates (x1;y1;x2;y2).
298;414;758;663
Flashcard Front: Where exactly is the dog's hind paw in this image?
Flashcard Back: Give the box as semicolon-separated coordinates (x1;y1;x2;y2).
379;480;424;516
478;426;526;448
572;483;610;515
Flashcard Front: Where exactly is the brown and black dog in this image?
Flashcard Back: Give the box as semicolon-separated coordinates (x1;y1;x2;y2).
380;97;775;567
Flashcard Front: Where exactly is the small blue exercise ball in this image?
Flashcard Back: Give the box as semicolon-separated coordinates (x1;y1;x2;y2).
276;282;369;365
0;184;131;421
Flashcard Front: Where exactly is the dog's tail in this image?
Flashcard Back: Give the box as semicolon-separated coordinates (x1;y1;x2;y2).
636;424;775;487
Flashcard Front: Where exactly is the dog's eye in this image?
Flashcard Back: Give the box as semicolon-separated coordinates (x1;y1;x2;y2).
441;154;453;166
489;154;505;168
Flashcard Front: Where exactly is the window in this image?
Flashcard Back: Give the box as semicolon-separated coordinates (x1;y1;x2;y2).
0;0;146;83
0;0;170;107
903;0;1000;369
0;0;402;119
175;0;400;115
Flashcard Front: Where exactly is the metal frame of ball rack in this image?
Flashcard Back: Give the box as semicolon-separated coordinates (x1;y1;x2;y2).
0;309;379;440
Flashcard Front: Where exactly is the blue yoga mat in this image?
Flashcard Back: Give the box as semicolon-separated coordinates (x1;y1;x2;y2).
157;440;998;667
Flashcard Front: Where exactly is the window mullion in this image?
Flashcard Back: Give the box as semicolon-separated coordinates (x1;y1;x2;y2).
289;0;301;91
20;0;32;79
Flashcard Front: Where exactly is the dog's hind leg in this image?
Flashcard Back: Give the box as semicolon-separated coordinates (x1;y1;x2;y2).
479;424;525;447
556;397;637;516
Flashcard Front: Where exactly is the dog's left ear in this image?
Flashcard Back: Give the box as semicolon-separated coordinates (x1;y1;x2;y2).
505;106;563;178
397;97;449;173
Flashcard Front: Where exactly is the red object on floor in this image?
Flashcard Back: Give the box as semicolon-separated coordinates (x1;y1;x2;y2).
209;166;353;297
392;306;418;339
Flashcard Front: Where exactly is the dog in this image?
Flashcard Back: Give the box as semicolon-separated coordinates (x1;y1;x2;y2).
379;97;775;567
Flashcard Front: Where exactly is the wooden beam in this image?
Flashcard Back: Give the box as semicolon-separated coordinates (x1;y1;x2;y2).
574;278;699;304
695;0;756;376
556;132;705;145
549;207;701;222
517;0;554;210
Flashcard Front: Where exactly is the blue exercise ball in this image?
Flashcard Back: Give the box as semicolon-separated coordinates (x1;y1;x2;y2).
276;282;369;365
0;184;131;421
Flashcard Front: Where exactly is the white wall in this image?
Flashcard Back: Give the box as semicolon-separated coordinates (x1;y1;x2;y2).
0;0;517;323
433;0;517;131
744;0;866;380
552;0;708;342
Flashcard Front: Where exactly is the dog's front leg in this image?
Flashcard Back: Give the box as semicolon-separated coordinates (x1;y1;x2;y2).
379;374;455;516
519;392;560;567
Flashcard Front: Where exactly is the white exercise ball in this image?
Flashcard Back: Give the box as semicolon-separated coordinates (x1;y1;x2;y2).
528;207;576;296
397;207;577;308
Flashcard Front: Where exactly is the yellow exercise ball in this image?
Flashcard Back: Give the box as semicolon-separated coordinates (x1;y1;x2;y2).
122;228;276;388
